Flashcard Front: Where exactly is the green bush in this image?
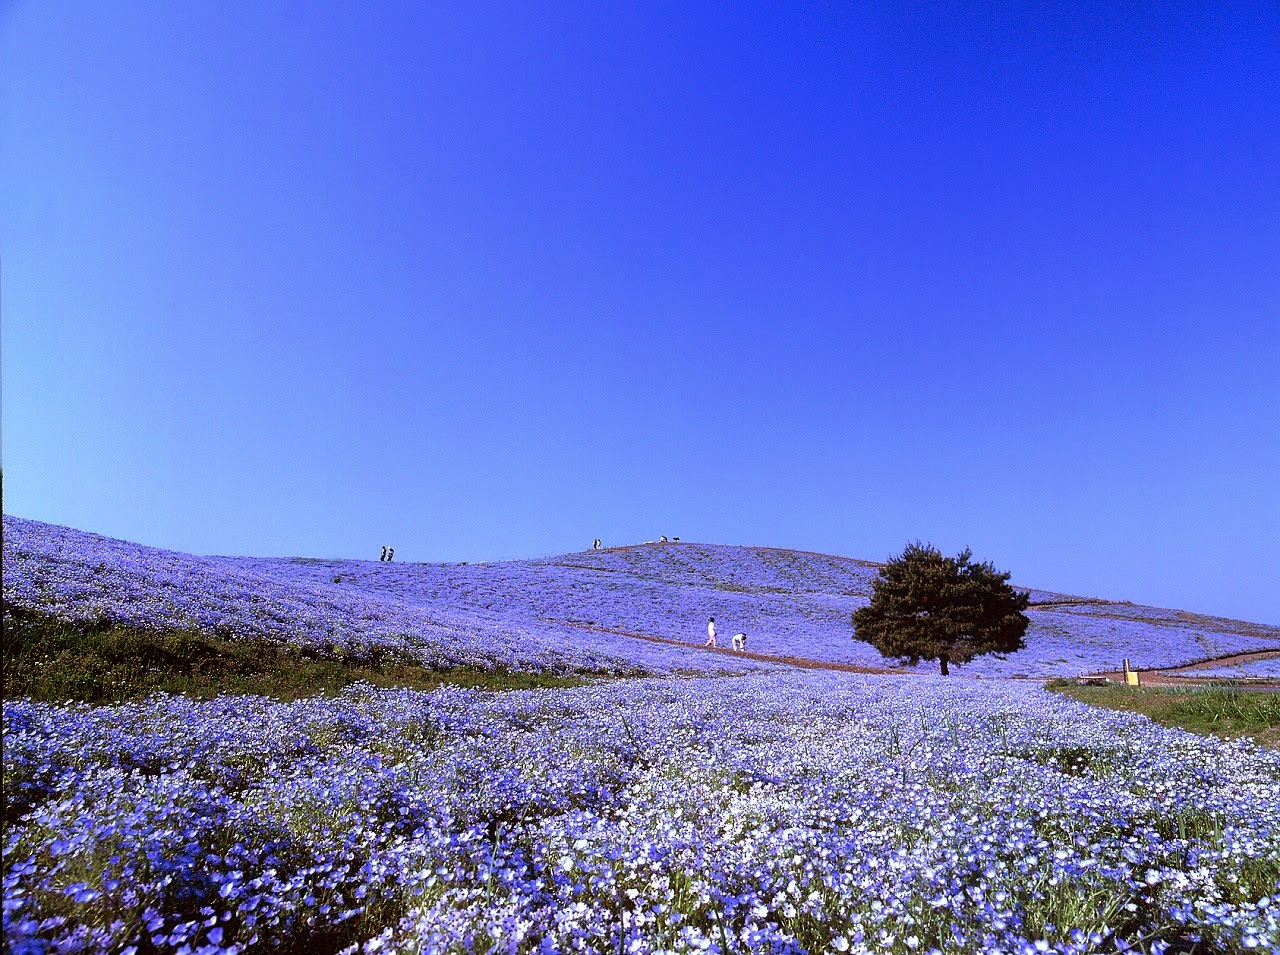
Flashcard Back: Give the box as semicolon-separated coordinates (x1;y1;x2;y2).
2;608;590;704
853;543;1030;675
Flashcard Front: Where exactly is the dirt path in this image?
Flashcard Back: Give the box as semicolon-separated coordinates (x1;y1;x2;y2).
551;621;904;675
1090;648;1280;687
556;618;1280;688
1162;649;1280;672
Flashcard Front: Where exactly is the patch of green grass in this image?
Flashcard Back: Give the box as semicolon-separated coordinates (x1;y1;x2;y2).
1048;680;1280;747
1;609;593;705
1010;743;1119;777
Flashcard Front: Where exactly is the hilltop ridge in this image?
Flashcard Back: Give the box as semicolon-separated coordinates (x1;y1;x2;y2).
6;515;1280;679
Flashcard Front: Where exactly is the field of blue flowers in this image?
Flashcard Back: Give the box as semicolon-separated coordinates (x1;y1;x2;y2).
4;516;1280;953
5;674;1278;954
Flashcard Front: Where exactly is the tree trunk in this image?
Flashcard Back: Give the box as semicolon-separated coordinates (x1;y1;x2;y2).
939;656;950;676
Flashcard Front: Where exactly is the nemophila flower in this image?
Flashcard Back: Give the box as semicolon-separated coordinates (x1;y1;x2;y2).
7;516;1278;678
3;516;761;678
7;672;1276;953
5;517;1280;953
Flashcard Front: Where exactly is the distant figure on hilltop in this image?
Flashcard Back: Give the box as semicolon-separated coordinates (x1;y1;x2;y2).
592;539;601;550
387;547;394;562
380;546;387;562
705;617;717;648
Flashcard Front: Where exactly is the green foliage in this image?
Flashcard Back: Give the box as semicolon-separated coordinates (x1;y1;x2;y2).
1050;682;1280;747
1011;743;1116;777
1;608;592;704
852;542;1030;675
1178;685;1280;726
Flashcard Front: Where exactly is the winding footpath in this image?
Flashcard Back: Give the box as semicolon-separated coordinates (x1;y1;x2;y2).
566;542;1280;685
551;621;905;675
555;620;1280;687
1090;648;1280;687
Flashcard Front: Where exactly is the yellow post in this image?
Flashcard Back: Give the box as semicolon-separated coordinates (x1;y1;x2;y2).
1126;669;1140;686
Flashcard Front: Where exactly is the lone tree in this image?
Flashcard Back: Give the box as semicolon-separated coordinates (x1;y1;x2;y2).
853;543;1030;675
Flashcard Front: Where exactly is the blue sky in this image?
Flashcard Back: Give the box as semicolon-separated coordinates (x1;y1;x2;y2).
3;1;1278;623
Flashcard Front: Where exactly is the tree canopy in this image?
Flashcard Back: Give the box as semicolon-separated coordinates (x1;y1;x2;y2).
853;543;1030;675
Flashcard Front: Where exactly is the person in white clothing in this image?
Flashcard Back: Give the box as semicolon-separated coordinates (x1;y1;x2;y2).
731;632;746;651
705;617;717;647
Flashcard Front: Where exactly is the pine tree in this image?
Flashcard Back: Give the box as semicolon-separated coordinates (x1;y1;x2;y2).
852;542;1030;675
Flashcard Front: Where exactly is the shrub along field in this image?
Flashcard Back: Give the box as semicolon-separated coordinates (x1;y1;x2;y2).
4;516;1280;953
3;608;594;704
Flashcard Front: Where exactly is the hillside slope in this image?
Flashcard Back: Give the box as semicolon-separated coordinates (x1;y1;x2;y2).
1;517;765;678
232;540;1280;677
6;516;1278;678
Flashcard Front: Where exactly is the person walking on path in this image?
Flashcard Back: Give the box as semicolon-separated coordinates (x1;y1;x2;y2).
705;617;717;647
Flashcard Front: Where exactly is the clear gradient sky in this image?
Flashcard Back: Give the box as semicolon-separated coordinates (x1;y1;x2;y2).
3;2;1278;623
